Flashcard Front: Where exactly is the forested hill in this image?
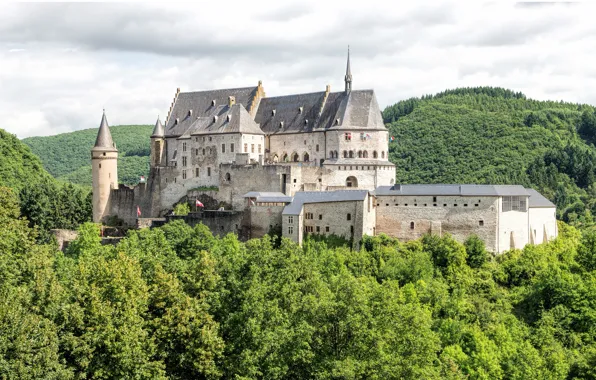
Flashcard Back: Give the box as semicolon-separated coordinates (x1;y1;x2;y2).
383;87;596;228
0;128;91;238
23;124;153;186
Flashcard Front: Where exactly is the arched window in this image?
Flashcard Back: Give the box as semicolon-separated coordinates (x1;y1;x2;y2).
225;172;231;181
381;151;385;159
357;150;363;158
373;151;378;159
363;150;368;158
303;152;309;162
272;154;279;163
343;150;348;158
346;176;358;188
329;150;334;158
334;151;338;158
349;151;354;158
282;153;288;162
410;222;415;229
292;153;299;162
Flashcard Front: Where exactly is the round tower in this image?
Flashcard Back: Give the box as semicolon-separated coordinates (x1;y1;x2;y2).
150;116;165;167
91;110;118;223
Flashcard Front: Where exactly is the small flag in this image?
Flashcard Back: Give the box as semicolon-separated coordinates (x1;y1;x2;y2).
136;205;141;217
196;199;204;208
390;136;395;142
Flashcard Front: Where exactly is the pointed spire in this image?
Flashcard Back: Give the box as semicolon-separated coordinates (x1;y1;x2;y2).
151;115;164;138
344;45;352;93
93;110;117;151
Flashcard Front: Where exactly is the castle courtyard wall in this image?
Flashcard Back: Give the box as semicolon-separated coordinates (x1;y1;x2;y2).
529;207;558;245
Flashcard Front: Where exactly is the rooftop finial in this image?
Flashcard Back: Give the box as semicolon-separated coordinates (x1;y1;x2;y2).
344;45;352;93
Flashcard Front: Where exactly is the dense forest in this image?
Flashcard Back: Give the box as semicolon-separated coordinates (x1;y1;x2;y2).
23;125;152;186
383;87;596;229
2;187;596;379
0;129;91;240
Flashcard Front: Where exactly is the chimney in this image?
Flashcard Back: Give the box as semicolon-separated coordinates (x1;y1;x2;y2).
228;96;236;107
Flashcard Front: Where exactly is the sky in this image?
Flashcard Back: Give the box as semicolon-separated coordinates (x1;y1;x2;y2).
1;1;596;138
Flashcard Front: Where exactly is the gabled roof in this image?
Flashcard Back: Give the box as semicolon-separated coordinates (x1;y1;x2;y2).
165;86;258;137
243;191;292;203
526;188;556;208
373;184;529;197
253;89;387;134
185;104;264;136
93;111;117;152
283;190;369;215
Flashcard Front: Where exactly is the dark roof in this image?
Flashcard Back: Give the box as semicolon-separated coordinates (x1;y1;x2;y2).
186;104;264;136
254;92;326;134
373;184;529;197
526;188;556;208
93;111;117;151
243;191;292;203
165;86;258;137
283;190;368;215
324;159;395;166
151;117;164;138
253;89;387;134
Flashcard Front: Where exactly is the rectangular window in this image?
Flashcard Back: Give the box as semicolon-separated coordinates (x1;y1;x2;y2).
316;144;319;152
244;143;248;153
319;214;322;220
305;212;314;220
316;226;320;233
288;226;293;234
479;220;484;226
347;213;351;221
207;167;211;176
195;148;198;155
326;226;330;233
195;168;199;177
304;226;314;233
502;196;527;212
182;170;187;179
288;216;294;224
258;144;262;153
183;142;187;152
182;156;187;167
222;144;226;153
231;143;234;153
251;144;255;153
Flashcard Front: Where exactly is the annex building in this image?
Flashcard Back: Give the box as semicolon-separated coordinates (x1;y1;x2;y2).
91;51;557;253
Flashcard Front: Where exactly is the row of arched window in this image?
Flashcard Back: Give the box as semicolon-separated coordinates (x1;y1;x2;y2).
328;150;385;159
272;152;310;163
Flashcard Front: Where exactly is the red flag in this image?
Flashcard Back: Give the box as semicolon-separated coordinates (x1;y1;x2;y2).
136;205;141;217
196;199;204;208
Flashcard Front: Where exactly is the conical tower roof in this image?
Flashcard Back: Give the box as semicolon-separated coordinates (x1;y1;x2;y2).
151;116;164;138
93;110;117;152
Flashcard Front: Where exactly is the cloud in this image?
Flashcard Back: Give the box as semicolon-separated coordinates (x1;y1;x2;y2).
0;1;595;138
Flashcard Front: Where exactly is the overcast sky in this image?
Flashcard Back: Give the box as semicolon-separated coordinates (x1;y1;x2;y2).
1;1;595;138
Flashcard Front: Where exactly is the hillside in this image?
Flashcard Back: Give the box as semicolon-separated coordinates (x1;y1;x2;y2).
383;87;596;228
23;124;152;186
0;128;91;237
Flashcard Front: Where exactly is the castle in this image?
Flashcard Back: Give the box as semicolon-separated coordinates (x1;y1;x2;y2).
92;51;558;253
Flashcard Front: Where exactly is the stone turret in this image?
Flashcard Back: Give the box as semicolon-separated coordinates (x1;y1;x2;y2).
91;110;118;223
150;116;165;167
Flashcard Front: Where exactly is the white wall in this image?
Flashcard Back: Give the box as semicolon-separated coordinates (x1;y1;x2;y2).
497;197;530;253
529;207;558;245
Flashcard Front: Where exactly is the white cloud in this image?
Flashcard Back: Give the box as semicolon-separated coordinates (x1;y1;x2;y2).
0;1;595;138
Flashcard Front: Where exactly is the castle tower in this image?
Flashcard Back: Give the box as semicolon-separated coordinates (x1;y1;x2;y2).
150;116;165;167
91;110;118;223
344;46;352;93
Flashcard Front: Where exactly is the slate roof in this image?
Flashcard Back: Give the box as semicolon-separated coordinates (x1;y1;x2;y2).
325;159;395;166
253;89;387;134
165;86;258;137
373;184;529;197
526;188;556;208
185;104;264;136
283;190;369;215
243;192;293;203
93;111;117;152
151;117;164;138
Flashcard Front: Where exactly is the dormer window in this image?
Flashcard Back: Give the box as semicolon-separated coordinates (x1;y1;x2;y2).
299;106;303;113
272;109;276;116
211;99;216;106
279;121;284;129
213;115;218;122
175;118;179;125
227;114;232;122
335;118;340;125
304;119;308;125
188;110;193;117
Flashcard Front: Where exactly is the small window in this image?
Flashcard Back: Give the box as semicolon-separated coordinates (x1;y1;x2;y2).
410;222;415;230
195;168;199;177
103;152;106;156
454;204;458;207
316;226;320;233
251;144;255;153
433;196;437;202
479;220;484;226
182;170;187;179
414;204;417;206
293;179;297;183
386;204;389;206
464;204;468;207
475;204;479;207
231;143;235;152
258;144;262;153
326;226;330;233
99;164;101;169
207;167;211;176
288;226;294;234
209;137;212;142
347;213;351;221
443;204;447;207
319;214;322;220
433;204;437;207
316;144;319;152
244;143;248;153
202;148;206;155
424;204;427;207
222;144;226;153
405;204;408;206
183;142;187;152
288;216;294;224
195;148;198;155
